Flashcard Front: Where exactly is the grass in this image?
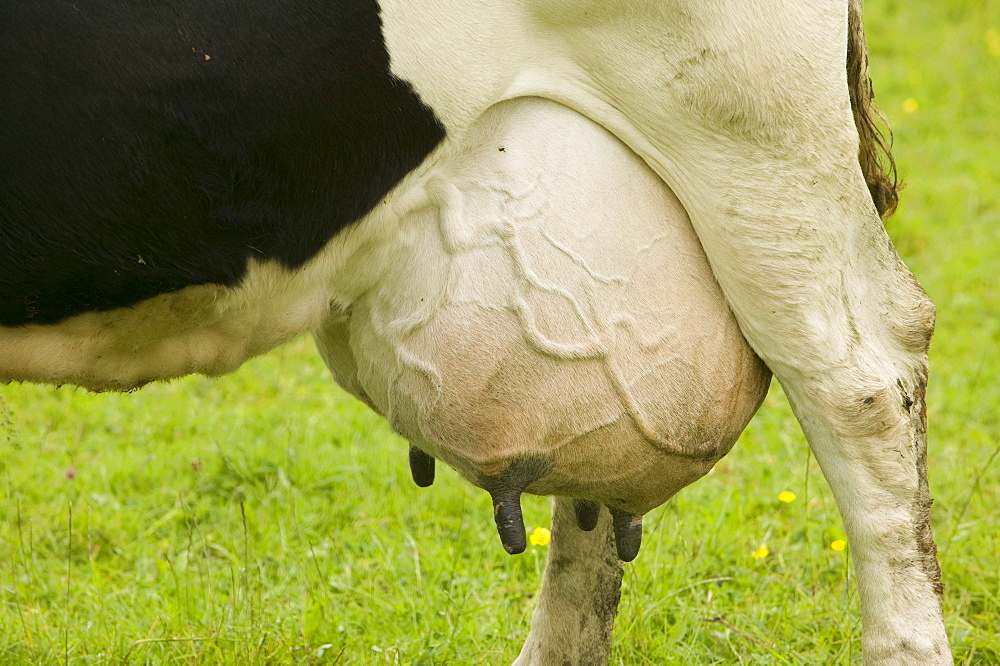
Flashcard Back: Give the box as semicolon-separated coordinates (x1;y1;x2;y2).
2;1;999;663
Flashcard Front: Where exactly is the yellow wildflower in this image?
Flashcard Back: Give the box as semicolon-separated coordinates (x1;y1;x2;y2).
778;491;796;503
529;527;551;547
902;98;919;114
831;539;847;552
752;546;769;560
987;28;1000;57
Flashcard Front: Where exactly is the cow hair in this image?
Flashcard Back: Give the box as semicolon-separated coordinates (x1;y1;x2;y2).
0;0;446;327
848;0;899;219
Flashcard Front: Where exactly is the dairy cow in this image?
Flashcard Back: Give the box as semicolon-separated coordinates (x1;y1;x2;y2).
0;1;951;663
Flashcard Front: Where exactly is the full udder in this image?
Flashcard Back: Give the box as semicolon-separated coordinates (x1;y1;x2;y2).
315;98;771;559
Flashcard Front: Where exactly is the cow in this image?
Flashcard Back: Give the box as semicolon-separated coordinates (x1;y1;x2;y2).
0;1;951;664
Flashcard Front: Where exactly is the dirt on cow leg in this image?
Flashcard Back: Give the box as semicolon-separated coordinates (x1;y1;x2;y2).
908;371;945;598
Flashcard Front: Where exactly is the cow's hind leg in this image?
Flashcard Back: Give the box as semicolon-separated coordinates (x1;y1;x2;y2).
513;498;623;665
752;238;946;665
674;154;950;664
558;4;954;659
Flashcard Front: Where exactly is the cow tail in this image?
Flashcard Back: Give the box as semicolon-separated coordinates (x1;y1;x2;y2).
847;0;899;219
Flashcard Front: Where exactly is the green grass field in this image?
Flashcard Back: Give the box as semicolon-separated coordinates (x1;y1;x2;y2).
2;2;998;663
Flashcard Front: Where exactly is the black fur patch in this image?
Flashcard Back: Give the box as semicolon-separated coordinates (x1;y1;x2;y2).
0;0;445;326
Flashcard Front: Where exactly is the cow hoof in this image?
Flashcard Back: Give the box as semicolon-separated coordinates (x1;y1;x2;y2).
408;445;435;487
573;499;601;531
610;510;642;562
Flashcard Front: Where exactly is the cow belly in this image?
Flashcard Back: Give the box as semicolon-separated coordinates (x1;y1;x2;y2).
315;98;770;516
0;259;333;391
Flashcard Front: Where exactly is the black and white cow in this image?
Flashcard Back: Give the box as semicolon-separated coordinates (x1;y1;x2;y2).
1;1;951;663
